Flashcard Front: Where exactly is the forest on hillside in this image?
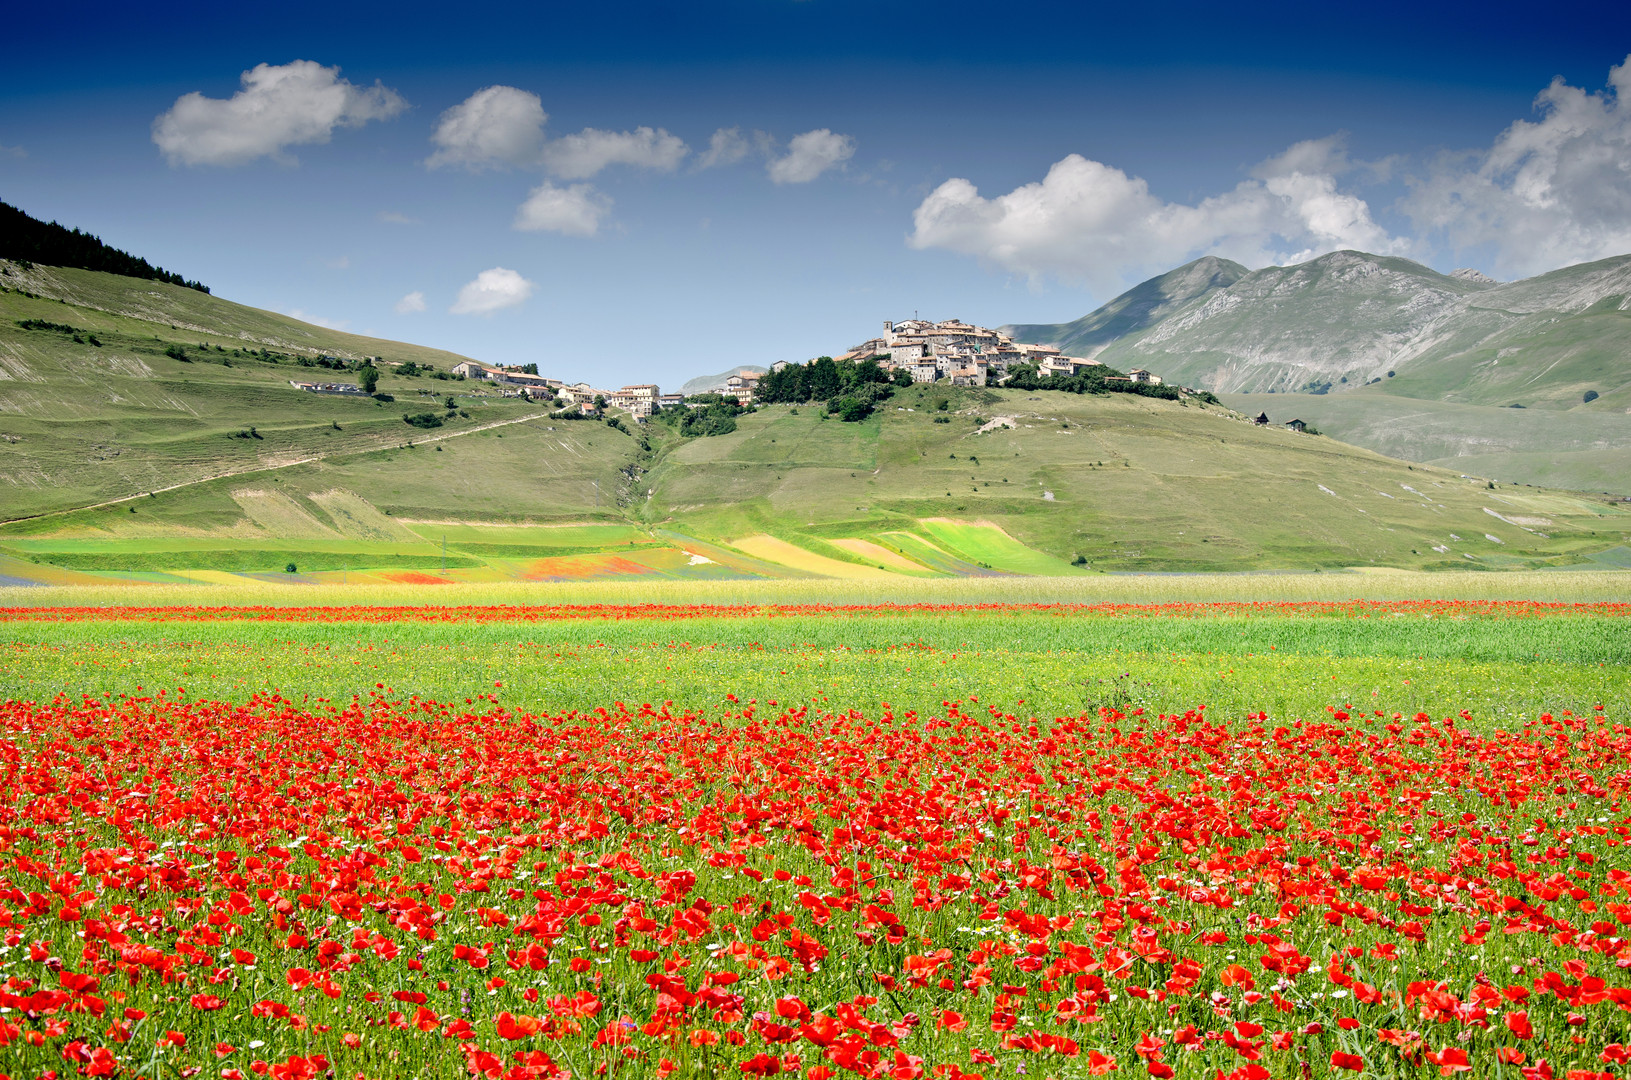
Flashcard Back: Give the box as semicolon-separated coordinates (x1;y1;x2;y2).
0;199;209;293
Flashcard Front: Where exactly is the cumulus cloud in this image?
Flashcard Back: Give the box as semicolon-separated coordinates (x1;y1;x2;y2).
0;143;25;159
513;181;612;237
908;135;1405;291
767;129;855;183
427;85;686;181
153;60;405;166
377;210;419;225
698;127;750;169
450;268;534;315
1404;55;1631;278
426;85;547;171
393;291;427;314
542;126;687;180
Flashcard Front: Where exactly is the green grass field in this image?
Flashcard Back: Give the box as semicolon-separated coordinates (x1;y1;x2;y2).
3;606;1626;718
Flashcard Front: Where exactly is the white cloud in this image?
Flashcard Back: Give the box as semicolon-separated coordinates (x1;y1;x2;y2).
541;125;688;179
513;181;612;237
324;255;351;270
1404;54;1631;278
0;143;25;159
767;128;855;184
393;291;427;314
377;210;419;225
426;85;687;181
286;308;350;330
426;85;547;171
450;268;534;315
152;60;405;167
698;127;749;169
907;136;1405;291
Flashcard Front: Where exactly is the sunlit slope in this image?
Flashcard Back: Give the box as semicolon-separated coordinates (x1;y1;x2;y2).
642;384;1631;572
1;261;476;367
0;262;560;519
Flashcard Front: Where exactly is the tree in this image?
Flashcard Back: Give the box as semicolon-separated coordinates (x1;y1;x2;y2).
358;363;379;394
807;357;842;400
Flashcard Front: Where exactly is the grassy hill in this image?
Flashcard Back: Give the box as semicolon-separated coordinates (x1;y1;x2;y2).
3;257;1629;583
0;260;584;522
1006;250;1631;491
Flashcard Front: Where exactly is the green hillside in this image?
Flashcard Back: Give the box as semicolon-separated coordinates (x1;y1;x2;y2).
1221;392;1631;496
0;260;550;522
1;260;477;370
3;256;1629;582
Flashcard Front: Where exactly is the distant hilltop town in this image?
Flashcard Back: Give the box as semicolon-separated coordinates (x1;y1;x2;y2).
834;318;1164;387
731;317;1173;400
294;317;1182;421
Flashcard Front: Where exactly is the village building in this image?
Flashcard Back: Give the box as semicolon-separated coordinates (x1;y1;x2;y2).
1285;418;1308;432
1040;356;1104;378
723;371;761;402
450;361;502;380
556;382;610;408
609;384;660;419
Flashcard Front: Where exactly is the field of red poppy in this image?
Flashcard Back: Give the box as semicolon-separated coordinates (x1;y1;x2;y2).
1;600;1629;1080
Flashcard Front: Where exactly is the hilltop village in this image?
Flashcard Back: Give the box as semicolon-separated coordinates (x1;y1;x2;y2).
297;317;1181;421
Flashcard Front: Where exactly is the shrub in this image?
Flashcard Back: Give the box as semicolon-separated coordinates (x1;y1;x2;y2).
1584;390;1600;403
402;412;443;429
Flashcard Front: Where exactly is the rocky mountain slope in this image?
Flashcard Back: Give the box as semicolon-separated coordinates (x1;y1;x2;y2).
1007;250;1631;491
1001;256;1246;358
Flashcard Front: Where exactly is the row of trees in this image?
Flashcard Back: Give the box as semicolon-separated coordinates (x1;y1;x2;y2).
1;199;210;293
1002;363;1219;404
756;356;911;404
755;356;912;422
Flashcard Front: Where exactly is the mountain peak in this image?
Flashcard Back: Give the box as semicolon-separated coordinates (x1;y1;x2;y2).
1451;267;1499;285
1002;256;1247;354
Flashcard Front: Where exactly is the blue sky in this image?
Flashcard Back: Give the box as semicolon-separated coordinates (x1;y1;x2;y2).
5;1;1631;386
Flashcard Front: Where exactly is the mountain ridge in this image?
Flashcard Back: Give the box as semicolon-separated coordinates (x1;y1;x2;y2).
1001;255;1247;357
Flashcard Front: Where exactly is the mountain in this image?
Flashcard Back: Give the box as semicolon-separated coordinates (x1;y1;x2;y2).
1088;250;1631;405
1001;256;1246;358
1007;250;1631;491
